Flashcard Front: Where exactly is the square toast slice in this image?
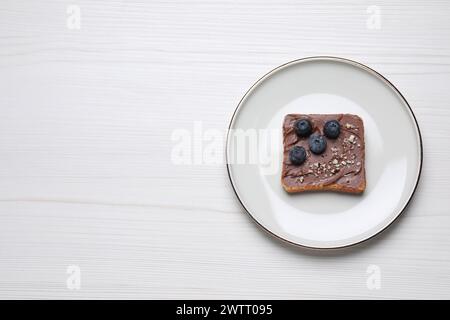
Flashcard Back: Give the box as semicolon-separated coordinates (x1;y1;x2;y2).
281;114;366;193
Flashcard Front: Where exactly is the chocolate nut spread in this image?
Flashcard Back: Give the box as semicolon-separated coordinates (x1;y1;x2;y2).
281;114;366;193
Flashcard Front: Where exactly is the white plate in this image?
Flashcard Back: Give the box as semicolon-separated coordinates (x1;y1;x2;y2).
226;57;423;249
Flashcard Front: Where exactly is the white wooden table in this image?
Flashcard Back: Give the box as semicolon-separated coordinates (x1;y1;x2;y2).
0;0;449;299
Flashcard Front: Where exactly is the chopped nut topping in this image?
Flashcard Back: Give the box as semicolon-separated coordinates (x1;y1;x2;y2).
345;123;355;129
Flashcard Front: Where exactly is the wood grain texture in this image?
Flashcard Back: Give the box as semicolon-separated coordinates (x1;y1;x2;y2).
0;0;450;299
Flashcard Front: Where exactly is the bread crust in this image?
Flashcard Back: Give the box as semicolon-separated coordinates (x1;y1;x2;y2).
281;173;366;193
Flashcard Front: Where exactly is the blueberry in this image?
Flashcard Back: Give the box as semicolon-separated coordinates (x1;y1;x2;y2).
309;134;327;154
289;146;307;165
294;119;312;137
324;120;340;139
